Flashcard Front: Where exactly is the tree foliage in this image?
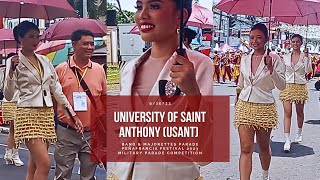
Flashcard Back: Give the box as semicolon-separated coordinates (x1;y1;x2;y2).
116;10;135;24
67;0;102;19
67;0;134;24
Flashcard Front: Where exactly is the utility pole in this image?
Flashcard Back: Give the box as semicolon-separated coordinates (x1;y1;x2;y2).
83;0;88;18
211;0;215;49
218;10;223;46
239;22;242;38
227;15;230;45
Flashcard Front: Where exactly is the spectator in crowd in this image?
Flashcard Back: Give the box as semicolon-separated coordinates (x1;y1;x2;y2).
54;29;107;180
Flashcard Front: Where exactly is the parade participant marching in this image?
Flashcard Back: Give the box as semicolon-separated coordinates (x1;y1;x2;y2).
107;0;213;179
54;29;107;180
234;23;286;180
233;51;242;85
221;51;232;82
4;21;81;180
306;55;318;81
280;34;312;152
2;53;24;167
213;50;221;83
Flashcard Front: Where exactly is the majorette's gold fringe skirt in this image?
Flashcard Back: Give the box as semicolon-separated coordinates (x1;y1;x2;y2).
2;102;17;123
14;107;56;147
234;100;278;131
106;173;204;180
279;83;308;104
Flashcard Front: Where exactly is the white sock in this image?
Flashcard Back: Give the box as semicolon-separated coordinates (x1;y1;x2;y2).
284;133;290;140
262;170;269;177
297;128;302;135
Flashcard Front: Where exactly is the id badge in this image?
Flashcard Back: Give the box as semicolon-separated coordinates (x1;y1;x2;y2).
73;92;88;111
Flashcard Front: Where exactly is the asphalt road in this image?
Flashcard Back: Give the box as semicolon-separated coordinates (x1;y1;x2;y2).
0;78;319;180
0;133;107;180
199;78;320;180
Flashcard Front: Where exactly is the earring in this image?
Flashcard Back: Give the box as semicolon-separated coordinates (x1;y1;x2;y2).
176;28;180;34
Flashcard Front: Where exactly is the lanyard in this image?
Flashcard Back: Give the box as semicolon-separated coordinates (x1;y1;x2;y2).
28;59;43;80
67;59;90;89
36;60;43;79
75;67;88;88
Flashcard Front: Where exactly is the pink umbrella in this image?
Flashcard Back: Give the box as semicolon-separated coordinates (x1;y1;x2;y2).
0;29;17;50
275;13;320;48
0;0;77;19
0;29;14;41
129;4;213;35
216;0;320;17
41;18;108;41
275;13;320;25
216;0;320;55
0;0;77;61
0;40;16;50
35;40;66;55
0;48;19;55
187;4;214;28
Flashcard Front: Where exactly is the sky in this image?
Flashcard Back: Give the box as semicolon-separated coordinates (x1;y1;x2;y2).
115;0;218;12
